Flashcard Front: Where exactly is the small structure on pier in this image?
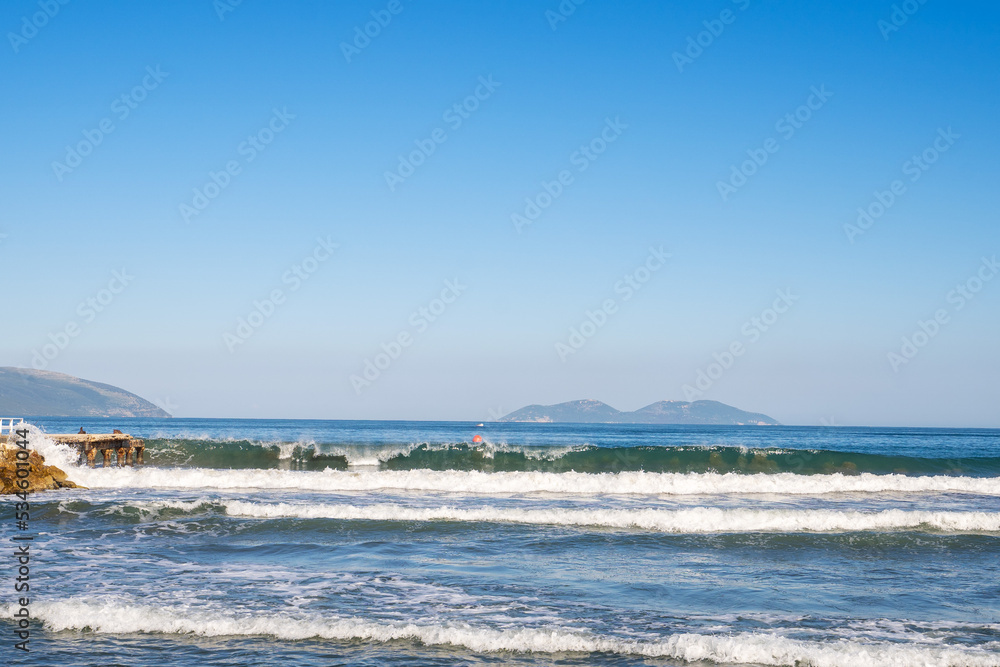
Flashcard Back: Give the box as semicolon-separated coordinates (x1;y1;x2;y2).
0;418;145;467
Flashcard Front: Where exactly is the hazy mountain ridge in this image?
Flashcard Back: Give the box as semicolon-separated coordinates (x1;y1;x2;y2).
499;399;779;425
0;367;170;418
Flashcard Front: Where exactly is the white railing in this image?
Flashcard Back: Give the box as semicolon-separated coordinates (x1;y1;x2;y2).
0;418;25;435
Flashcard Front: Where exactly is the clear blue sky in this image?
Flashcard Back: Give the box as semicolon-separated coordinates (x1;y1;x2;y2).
2;0;998;426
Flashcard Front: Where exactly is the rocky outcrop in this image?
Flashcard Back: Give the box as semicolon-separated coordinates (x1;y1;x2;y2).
0;444;84;494
0;367;171;417
500;399;780;425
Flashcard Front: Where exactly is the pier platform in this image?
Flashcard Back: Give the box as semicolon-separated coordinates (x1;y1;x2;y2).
0;419;145;466
52;433;146;467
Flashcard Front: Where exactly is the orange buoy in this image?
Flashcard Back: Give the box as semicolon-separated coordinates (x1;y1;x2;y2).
472;434;483;444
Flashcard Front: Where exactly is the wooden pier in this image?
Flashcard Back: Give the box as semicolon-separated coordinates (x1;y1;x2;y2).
0;419;144;467
52;433;146;467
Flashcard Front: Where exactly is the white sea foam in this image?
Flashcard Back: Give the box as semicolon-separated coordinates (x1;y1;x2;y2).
111;498;217;515
63;464;1000;497
20;424;81;471
472;441;589;461
216;501;1000;533
325;443;421;467
15;599;1000;667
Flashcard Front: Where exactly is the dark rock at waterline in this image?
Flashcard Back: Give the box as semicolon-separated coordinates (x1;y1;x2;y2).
0;444;85;494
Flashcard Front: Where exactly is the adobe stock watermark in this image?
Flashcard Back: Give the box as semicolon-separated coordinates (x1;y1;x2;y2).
673;0;752;73
384;75;501;192
682;288;798;400
224;236;338;352
887;255;997;372
152;396;180;417
716;85;833;202
11;426;33;653
511;116;628;233
51;65;169;182
7;0;70;53
179;107;295;223
341;0;408;63
30;269;134;370
214;0;244;21
556;246;670;362
878;0;930;40
545;0;586;30
350;279;467;394
843;127;959;244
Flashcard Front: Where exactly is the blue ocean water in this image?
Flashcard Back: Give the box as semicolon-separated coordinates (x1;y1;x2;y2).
3;419;1000;666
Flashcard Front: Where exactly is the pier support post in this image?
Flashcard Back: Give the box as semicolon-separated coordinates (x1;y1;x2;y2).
126;446;135;466
136;445;144;465
116;447;127;467
101;449;112;468
86;447;96;468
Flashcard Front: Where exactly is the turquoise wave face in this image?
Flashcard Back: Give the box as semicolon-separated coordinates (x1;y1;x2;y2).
138;438;1000;476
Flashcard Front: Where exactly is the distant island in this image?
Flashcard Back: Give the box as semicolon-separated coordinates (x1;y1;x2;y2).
499;399;779;425
0;367;170;418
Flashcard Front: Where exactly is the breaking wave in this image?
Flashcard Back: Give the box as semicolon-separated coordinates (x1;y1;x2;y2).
65;466;1000;497
101;437;1000;476
22;423;1000;476
13;599;1000;667
134;500;1000;533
